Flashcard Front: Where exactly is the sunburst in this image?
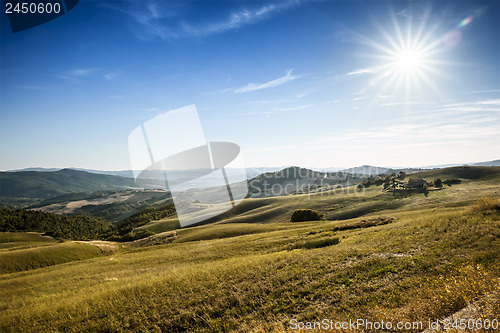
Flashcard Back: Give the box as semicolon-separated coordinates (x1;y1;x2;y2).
355;8;450;99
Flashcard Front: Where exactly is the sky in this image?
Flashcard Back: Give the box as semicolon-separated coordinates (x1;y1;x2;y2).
1;0;499;171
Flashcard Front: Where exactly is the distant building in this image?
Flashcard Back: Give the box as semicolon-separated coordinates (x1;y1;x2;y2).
407;178;427;188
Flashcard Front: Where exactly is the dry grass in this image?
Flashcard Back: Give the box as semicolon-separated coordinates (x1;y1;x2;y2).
123;230;177;249
472;197;500;213
1;170;499;332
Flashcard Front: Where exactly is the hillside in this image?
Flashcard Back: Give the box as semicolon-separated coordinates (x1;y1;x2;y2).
411;166;500;181
0;207;114;240
0;177;499;332
0;233;106;274
248;166;365;198
32;190;171;222
112;165;498;234
470;159;500;167
0;169;140;200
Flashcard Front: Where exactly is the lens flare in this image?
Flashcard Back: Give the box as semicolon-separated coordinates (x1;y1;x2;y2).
458;16;474;28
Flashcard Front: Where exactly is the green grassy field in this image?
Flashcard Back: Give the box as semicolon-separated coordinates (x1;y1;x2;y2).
0;167;499;332
0;233;106;274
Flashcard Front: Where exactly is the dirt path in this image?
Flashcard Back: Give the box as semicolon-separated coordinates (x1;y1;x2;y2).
73;240;119;254
422;288;500;332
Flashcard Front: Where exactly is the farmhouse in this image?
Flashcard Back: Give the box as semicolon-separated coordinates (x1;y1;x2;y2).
407;178;427;188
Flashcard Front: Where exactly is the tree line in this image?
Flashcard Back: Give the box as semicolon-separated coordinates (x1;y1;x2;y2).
0;207;114;240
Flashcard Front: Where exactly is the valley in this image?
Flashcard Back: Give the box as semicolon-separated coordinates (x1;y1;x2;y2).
0;165;499;332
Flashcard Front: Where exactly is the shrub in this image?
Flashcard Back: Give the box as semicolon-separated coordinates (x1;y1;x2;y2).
443;178;461;185
292;237;339;250
471;197;500;213
290;209;325;222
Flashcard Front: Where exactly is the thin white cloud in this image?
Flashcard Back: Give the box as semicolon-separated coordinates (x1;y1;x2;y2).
110;1;303;40
227;69;301;94
440;100;500;112
58;68;97;81
104;71;120;81
16;85;49;90
70;69;92;76
377;100;434;107
220;87;234;94
477;99;500;106
352;89;366;95
347;68;374;75
467;89;500;95
314;98;500;148
140;107;161;112
187;4;286;37
58;68;122;82
246;145;296;153
396;8;411;18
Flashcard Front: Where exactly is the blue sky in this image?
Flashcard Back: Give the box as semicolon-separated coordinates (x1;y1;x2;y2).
1;0;499;170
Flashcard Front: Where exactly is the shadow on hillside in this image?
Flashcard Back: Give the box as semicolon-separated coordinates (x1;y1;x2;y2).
327;201;406;221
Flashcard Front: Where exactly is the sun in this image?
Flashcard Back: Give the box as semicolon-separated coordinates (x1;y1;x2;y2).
368;39;440;98
394;48;423;73
355;10;447;99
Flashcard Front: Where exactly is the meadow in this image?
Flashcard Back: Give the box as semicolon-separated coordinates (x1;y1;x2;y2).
0;167;499;332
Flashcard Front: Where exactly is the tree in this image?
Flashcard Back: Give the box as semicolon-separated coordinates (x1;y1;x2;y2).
434;178;442;187
290;209;325;222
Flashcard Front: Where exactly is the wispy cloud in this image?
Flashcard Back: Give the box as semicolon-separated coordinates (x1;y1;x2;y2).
58;68;98;81
467;89;500;95
185;3;294;37
396;8;411;18
224;69;301;94
58;68;121;82
109;1;303;40
16;85;50;90
347;68;374;75
104;71;120;81
69;69;92;76
439;100;500;112
476;99;500;106
314;98;500;150
246;145;297;153
377;100;434;107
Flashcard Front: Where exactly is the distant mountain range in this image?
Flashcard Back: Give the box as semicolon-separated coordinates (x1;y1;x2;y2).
6;159;499;178
416;159;500;169
0;169;140;199
2;159;499;201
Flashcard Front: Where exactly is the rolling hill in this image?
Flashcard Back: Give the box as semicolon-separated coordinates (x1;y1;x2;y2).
247;166;365;198
31;190;171;222
411;165;500;181
110;165;500;234
0;169;140;199
0;164;499;332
